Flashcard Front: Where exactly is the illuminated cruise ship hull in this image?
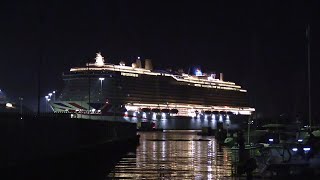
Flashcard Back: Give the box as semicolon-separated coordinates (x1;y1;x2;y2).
49;53;254;123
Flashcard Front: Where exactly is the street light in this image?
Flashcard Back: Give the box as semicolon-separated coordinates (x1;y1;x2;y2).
48;93;53;110
45;96;49;112
98;78;105;118
47;98;51;112
19;97;23;114
99;78;105;91
53;91;56;101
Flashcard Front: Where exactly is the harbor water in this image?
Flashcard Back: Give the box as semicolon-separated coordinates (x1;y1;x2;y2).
108;131;233;179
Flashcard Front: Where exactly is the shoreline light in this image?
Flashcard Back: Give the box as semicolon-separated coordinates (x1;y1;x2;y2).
6;103;13;108
303;147;311;152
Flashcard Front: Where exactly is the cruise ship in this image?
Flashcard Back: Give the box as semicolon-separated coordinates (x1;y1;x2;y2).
49;53;254;121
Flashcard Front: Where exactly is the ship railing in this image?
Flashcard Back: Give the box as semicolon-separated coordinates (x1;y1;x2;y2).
171;75;243;91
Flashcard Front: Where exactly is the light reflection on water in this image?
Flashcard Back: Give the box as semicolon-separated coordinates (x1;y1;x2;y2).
123;117;219;130
107;131;232;179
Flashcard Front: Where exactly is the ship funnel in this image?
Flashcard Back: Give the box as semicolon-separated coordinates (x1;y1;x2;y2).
95;52;105;66
136;58;142;68
145;59;153;70
219;73;223;81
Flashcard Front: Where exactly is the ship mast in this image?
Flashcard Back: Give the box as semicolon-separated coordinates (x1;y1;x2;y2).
306;24;312;129
88;61;91;120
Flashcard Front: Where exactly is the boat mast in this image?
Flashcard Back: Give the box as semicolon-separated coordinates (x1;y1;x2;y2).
37;6;44;115
307;24;311;129
88;62;91;120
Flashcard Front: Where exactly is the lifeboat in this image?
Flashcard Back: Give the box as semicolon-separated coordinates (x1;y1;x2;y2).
170;109;179;114
211;111;219;115
141;108;151;112
226;111;233;115
151;108;161;113
219;111;227;116
161;109;170;113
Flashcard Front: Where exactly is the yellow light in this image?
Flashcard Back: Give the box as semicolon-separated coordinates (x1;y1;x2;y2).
121;72;138;77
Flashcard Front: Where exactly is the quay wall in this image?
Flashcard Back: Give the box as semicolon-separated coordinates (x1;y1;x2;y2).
0;113;137;168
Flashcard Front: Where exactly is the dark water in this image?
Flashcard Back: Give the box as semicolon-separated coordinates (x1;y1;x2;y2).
107;131;233;179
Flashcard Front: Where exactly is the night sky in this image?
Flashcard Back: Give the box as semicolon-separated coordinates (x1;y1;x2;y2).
0;1;319;119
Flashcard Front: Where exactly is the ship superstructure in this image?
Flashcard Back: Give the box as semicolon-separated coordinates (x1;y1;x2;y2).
50;53;254;120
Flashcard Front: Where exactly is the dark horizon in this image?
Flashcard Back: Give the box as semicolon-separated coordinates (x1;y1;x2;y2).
1;0;320;120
